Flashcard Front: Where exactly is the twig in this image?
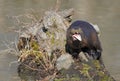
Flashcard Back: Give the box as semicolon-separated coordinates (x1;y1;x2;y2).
23;63;39;71
55;0;61;12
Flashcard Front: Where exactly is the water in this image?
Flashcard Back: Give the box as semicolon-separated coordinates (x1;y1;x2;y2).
0;0;120;81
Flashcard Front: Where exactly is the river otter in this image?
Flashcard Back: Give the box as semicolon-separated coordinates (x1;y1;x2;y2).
65;20;102;60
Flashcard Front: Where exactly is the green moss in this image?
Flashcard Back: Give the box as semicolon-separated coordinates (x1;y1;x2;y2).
51;34;55;44
54;77;80;81
101;75;114;81
30;41;39;51
97;71;114;81
46;31;51;37
46;31;55;44
80;63;91;77
93;60;101;69
98;71;104;76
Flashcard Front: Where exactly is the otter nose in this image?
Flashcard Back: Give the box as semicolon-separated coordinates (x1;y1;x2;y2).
75;32;79;34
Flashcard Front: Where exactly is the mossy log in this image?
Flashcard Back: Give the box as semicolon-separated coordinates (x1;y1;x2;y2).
17;9;115;81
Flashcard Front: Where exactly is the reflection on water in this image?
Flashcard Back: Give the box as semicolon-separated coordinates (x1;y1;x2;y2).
0;0;120;81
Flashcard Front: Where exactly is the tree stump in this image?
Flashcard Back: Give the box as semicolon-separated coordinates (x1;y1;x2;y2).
17;9;115;81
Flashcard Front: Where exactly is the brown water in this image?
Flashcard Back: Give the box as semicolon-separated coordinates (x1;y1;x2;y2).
0;0;120;81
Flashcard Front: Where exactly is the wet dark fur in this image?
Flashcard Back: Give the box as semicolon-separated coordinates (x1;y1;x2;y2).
65;20;102;60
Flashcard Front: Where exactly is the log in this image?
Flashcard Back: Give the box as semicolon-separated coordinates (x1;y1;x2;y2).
17;9;116;81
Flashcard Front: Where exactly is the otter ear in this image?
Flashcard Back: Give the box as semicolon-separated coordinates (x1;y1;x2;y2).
72;34;82;41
